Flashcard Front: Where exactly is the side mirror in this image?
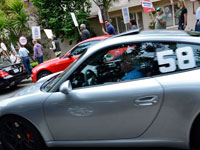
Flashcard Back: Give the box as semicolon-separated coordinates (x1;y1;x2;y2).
59;80;72;94
66;53;71;58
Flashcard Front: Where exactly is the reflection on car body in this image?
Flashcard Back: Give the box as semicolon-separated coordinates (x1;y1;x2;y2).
31;35;111;83
2;30;200;150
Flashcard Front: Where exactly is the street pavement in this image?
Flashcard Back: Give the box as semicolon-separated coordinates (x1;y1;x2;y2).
0;79;188;150
0;77;33;100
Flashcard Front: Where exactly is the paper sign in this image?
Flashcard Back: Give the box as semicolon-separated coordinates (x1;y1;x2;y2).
98;8;103;24
32;26;41;39
19;36;27;45
1;42;7;51
141;0;155;13
122;7;130;24
11;43;16;51
70;13;78;27
170;0;173;5
44;29;53;39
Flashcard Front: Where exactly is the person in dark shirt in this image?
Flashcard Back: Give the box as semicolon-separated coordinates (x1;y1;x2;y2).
177;0;187;30
79;24;91;41
102;20;116;35
50;35;61;57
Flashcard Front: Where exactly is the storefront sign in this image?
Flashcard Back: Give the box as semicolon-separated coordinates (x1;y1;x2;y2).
141;0;155;13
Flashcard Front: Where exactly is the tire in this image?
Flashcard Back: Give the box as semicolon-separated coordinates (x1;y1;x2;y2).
190;117;200;150
0;116;45;150
37;70;51;81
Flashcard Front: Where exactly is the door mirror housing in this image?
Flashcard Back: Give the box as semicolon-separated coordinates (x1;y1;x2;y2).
66;53;71;58
59;80;72;94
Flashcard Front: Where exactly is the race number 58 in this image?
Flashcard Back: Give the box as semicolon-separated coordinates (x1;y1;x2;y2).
157;47;196;73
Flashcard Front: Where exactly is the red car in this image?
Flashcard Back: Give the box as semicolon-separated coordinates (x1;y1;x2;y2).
31;35;110;83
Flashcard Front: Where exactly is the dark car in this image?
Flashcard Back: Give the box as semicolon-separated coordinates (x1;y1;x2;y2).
0;61;28;90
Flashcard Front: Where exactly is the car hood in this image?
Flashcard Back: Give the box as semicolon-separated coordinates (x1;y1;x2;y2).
39;57;60;66
11;80;45;98
32;57;60;71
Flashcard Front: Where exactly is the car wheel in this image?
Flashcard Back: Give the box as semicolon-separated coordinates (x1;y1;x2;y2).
0;116;45;150
190;116;200;150
37;71;51;81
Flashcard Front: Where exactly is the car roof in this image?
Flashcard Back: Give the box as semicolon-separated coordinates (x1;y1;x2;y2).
80;35;111;43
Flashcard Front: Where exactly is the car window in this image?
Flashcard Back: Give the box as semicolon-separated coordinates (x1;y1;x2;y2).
153;42;200;75
70;40;100;56
69;43;155;89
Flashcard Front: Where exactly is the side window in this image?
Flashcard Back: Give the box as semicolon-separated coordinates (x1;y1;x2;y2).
70;41;99;56
155;42;199;74
69;43;155;89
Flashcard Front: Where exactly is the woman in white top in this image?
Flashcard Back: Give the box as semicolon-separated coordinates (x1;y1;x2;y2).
193;0;200;31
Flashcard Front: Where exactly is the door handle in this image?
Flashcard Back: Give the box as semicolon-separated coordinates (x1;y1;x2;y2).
135;96;158;106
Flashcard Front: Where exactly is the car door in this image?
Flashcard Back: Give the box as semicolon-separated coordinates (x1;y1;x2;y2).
44;42;164;141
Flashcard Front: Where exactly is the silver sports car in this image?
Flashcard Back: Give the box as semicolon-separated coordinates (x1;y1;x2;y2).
1;30;200;150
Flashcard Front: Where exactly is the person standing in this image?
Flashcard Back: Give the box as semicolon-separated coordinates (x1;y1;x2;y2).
154;7;166;29
102;20;116;35
18;45;33;76
50;35;61;57
10;50;21;64
177;0;187;30
33;39;43;64
193;0;200;31
129;19;138;30
79;24;91;41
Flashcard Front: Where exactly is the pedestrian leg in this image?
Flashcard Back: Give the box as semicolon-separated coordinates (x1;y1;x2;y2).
23;57;31;75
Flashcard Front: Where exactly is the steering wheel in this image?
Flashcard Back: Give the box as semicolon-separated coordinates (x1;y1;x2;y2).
84;70;98;86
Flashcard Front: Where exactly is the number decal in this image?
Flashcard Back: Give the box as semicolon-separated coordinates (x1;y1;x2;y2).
176;47;196;70
157;50;176;73
157;47;196;73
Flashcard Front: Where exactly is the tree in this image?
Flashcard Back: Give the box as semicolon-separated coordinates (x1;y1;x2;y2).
0;0;30;46
92;0;119;20
30;0;92;44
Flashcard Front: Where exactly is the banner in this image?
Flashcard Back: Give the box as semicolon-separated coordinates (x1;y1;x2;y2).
98;8;103;24
70;12;79;27
141;0;155;13
32;26;41;39
122;7;130;24
44;29;53;39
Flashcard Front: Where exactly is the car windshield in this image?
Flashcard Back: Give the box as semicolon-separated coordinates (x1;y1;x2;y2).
42;53;85;92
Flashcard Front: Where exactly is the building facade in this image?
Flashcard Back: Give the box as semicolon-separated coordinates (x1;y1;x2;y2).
89;0;199;35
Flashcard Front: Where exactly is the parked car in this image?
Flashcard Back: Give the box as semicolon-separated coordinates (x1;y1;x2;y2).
31;35;110;83
2;30;200;150
0;61;28;90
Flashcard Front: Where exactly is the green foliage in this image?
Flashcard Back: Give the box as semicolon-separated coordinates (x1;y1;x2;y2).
0;0;30;47
31;0;92;44
30;62;38;67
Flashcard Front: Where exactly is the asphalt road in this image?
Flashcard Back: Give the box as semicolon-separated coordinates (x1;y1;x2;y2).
0;79;188;150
